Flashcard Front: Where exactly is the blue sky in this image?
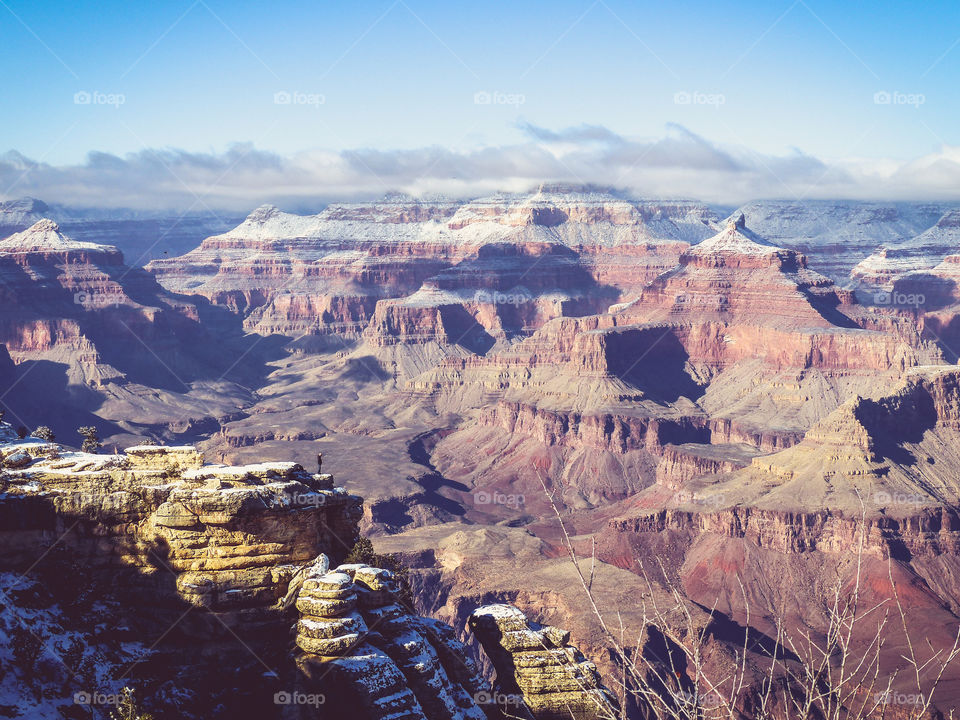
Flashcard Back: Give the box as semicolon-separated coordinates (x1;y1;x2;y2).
3;0;960;207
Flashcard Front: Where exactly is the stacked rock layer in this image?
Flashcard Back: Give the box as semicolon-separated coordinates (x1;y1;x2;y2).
294;562;489;720
469;604;618;720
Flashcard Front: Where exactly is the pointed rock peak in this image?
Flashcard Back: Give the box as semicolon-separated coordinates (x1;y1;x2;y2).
726;213;747;231
28;218;61;234
691;217;784;257
0;218;115;253
246;204;281;223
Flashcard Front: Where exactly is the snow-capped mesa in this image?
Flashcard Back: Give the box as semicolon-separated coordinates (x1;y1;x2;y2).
0;197;50;234
213;204;327;242
616;213;847;330
0;219;118;254
447;184;719;245
206;188;721;247
851;209;960;288
729;200;955;281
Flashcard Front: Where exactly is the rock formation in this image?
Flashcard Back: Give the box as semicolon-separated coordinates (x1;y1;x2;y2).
469;604;618;720
851;209;960;291
0;218;281;448
405;216;942;517
293;562;490;719
146;188;719;351
0;426;369;717
0;195;237;266
0;424;632;719
728;199;956;282
0;428;363;615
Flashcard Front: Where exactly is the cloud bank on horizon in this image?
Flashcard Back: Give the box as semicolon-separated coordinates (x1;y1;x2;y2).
3;123;960;212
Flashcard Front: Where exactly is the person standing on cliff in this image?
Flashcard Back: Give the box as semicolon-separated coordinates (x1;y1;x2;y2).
317;451;323;474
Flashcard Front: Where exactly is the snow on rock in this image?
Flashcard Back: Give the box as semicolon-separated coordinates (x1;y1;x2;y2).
0;219;118;254
293;563;489;719
214;204;328;241
729;200;958;282
688;213;783;256
469;602;618;719
851;209;960;289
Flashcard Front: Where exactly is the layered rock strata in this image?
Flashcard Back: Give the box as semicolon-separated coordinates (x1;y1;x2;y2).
729;200;955;282
293;560;489;720
147;188;719;347
2;428;544;719
469;604;618;720
851;209;960;290
0;219;267;444
0;430;363;617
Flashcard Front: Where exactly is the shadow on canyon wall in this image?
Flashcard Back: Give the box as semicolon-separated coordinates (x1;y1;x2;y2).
0;501;299;720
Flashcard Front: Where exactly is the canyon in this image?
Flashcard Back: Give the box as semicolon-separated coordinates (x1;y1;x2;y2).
4;186;960;717
0;426;621;719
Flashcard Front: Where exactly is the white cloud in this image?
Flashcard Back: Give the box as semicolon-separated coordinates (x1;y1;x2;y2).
2;124;960;211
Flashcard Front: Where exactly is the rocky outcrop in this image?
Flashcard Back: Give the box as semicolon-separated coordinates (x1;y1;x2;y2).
0;427;369;717
608;215;861;339
0;196;237;266
293;561;489;719
0;426;629;719
0;219;283;448
468;604;618;720
0;430;363;616
0;429;526;719
654;442;760;488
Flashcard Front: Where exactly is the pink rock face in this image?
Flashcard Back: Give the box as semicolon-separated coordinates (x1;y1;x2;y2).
405;215;945;525
618;218;846;331
0;220;139;353
0;220;274;442
147;189;719;344
0;220;207;346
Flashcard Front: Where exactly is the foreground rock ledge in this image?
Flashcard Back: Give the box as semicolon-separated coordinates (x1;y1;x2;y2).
0;426;618;719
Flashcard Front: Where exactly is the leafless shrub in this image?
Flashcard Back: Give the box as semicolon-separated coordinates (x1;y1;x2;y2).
538;475;960;720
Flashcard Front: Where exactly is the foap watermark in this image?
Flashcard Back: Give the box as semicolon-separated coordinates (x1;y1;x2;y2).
474;90;525;107
74;290;125;308
873;290;925;308
673;91;725;107
474;490;524;509
286;491;328;508
873;90;925;108
875;690;925;706
273;91;325;108
62;491;117;506
474;690;524;708
274;691;325;707
74;90;125;108
677;690;723;708
674;491;726;509
474;289;531;306
874;491;924;507
675;292;727;307
74;691;123;707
